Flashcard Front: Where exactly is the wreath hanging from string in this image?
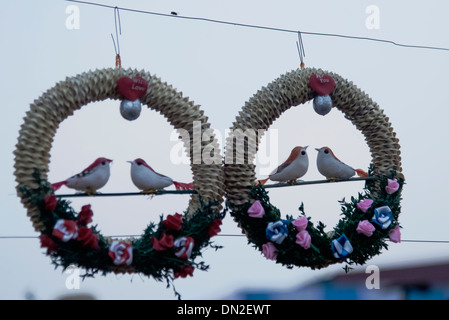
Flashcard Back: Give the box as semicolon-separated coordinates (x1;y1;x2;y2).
224;67;404;270
13;68;225;295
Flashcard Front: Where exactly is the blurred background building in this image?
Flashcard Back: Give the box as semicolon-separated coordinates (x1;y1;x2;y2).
224;259;449;300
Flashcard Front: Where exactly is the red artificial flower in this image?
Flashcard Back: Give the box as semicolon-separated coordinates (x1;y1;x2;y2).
174;236;195;260
109;241;133;266
52;219;78;242
151;233;174;251
43;195;58;212
208;219;222;238
78;204;93;226
162;213;183;231
174;265;195;279
77;227;99;250
40;234;57;254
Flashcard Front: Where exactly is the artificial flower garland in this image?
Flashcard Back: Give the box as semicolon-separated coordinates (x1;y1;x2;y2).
228;167;403;269
23;170;224;290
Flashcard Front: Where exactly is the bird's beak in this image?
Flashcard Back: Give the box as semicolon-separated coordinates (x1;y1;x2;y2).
127;160;133;164
315;148;321;152
304;145;309;150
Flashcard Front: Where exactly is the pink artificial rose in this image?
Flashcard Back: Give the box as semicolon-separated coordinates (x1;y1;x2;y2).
357;199;374;213
108;240;133;266
356;220;376;237
389;225;401;243
296;230;311;249
385;178;400;194
292;216;308;232
248;200;265;218
52;219;78;242
262;242;278;260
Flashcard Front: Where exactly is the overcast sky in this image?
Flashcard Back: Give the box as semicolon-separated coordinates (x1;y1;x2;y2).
1;0;449;299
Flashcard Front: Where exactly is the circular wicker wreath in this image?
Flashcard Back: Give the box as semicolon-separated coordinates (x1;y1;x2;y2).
13;68;225;286
224;67;404;269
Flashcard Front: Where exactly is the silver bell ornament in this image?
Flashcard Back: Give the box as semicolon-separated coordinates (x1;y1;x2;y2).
120;99;142;121
313;95;333;116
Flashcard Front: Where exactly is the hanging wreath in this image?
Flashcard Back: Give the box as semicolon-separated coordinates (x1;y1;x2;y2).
224;67;404;269
13;68;225;295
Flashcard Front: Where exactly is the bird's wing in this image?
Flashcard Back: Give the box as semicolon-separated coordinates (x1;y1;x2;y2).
153;170;172;180
269;163;289;176
146;165;172;180
269;148;301;176
281;148;301;166
81;162;99;173
70;169;93;180
139;161;171;180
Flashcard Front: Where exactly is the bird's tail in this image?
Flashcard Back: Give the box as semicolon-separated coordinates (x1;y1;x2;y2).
51;180;67;191
173;181;194;191
355;169;369;178
256;178;270;185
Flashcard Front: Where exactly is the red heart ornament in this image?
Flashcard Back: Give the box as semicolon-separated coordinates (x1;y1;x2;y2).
117;76;148;101
309;74;335;96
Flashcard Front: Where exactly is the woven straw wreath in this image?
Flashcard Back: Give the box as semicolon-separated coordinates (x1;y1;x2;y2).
224;67;404;269
13;68;225;280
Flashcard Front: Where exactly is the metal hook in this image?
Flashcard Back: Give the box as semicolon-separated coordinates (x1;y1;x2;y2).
296;31;306;69
111;7;122;67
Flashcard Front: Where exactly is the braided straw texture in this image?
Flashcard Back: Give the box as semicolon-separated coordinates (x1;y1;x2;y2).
14;68;224;233
225;67;403;206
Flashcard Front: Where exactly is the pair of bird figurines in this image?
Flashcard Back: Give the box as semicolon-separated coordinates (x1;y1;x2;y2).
258;146;368;185
51;158;193;194
50;146;367;194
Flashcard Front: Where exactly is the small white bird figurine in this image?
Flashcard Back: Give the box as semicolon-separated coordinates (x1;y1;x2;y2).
128;158;194;193
51;157;113;194
315;147;368;180
258;146;309;185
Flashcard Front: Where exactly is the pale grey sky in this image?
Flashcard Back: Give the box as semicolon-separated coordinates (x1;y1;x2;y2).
1;0;449;299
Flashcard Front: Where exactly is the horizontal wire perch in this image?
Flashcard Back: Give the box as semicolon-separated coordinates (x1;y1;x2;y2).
54;177;376;198
55;189;197;198
262;176;376;189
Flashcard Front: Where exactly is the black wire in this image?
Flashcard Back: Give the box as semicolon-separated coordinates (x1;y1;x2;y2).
55;190;196;198
65;0;449;52
2;234;449;244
